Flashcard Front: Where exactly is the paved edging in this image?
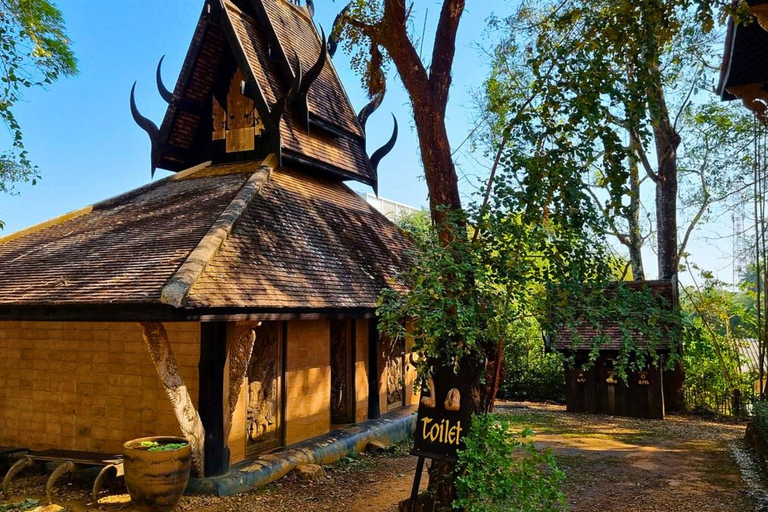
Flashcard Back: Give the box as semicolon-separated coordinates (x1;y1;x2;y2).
186;407;417;496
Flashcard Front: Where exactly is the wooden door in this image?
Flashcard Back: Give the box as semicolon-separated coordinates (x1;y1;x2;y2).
331;320;355;424
246;322;284;456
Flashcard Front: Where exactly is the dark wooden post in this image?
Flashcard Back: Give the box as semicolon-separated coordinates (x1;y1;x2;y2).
368;318;380;419
199;322;229;477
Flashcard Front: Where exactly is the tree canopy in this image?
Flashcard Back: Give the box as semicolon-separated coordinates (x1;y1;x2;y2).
0;0;77;225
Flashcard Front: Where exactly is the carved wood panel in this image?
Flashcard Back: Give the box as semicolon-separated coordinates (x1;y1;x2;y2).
384;335;405;408
246;322;282;456
331;320;354;424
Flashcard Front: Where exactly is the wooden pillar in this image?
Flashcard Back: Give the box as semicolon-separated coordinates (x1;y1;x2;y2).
368;319;380;419
199;322;229;477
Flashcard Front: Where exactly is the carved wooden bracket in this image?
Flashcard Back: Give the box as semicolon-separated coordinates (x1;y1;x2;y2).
727;83;768;123
752;5;768;32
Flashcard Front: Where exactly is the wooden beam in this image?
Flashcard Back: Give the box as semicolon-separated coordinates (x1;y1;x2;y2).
199;322;229;477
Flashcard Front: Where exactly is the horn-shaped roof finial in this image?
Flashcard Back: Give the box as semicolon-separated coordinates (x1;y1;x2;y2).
369;114;398;178
130;82;161;177
156;56;174;103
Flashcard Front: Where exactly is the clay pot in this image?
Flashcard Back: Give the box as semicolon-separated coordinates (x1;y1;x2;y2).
123;436;191;512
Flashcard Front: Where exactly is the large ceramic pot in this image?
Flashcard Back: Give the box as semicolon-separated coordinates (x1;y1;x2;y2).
123;436;192;512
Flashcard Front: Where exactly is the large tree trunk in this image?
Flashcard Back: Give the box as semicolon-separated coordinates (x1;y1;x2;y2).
138;322;206;476
648;67;680;281
628;132;645;281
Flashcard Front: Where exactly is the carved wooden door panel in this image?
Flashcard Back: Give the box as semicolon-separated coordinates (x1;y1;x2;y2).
385;335;406;409
331;320;355;424
246;322;283;456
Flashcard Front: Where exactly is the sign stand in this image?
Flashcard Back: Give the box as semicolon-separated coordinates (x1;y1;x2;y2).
408;456;425;512
406;363;474;511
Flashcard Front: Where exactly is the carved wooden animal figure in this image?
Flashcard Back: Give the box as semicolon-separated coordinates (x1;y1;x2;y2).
444;388;461;411
421;376;436;408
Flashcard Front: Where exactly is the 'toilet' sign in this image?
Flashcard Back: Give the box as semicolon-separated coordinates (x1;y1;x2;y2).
411;364;474;461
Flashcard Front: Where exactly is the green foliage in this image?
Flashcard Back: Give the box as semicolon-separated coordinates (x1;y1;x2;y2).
454;414;566;512
499;319;565;403
753;401;768;449
138;440;188;452
680;271;757;415
483;0;751;278
0;499;39;512
0;0;77;223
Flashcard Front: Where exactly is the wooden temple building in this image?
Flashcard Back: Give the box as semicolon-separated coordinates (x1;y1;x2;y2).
0;0;418;478
718;1;768;117
548;280;679;419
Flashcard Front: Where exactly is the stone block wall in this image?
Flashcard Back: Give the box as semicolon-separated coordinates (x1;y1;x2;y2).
0;321;200;453
284;320;331;445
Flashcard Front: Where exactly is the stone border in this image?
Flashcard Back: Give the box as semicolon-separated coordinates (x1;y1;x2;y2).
186;407;417;496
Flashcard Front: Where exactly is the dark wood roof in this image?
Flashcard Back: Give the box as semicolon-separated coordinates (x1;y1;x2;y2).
155;0;375;184
719;15;768;100
550;280;678;352
187;167;411;309
0;162;411;318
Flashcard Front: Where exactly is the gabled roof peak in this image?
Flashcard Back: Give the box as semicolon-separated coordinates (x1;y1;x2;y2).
127;0;396;189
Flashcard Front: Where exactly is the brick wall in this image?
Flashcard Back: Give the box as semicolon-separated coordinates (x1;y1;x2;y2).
284;320;330;445
0;321;200;453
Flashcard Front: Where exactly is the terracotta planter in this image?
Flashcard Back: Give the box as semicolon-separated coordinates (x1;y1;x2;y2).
123;436;192;512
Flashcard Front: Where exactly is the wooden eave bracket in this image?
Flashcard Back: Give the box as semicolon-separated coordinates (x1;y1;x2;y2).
160;155;277;308
727;83;768;122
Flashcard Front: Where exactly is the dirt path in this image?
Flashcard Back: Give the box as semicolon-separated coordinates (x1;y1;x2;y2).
0;404;761;511
497;402;757;512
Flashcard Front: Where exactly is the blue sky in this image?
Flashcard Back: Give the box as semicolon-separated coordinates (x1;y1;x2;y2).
0;0;506;233
0;0;740;285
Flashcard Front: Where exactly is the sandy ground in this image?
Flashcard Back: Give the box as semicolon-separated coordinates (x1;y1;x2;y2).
0;403;762;512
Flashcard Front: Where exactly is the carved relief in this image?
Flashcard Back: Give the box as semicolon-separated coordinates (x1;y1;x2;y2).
246;322;279;451
330;320;351;422
444;389;461;411
384;336;405;408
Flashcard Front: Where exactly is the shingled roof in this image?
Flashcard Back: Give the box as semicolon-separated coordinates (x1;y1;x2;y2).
549;280;679;353
0;160;412;321
152;0;377;184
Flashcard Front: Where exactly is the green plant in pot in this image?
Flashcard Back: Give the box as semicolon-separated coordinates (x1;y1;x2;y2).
123;436;191;512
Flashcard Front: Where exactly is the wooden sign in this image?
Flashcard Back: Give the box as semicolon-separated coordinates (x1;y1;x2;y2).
638;371;650;386
576;370;587;384
411;364;474;462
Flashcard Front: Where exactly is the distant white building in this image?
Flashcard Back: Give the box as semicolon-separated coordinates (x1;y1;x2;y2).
361;193;421;223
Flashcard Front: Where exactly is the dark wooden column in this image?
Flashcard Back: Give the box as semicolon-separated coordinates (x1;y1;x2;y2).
368;319;380;419
199;322;229;477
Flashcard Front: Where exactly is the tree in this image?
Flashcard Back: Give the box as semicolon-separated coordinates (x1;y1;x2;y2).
0;0;77;226
482;0;748;282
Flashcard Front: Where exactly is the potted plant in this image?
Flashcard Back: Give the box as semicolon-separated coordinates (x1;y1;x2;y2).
123;436;192;512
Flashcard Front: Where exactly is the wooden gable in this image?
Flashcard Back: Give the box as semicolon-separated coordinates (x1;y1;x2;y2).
138;0;378;186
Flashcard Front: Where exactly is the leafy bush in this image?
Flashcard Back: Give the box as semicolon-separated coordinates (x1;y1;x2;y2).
753;401;768;450
454;414;566;512
498;319;565;403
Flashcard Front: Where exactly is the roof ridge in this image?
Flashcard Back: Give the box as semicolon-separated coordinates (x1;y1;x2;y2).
160;154;277;308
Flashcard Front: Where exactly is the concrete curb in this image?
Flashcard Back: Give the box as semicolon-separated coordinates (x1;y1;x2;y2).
186;407;417;496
